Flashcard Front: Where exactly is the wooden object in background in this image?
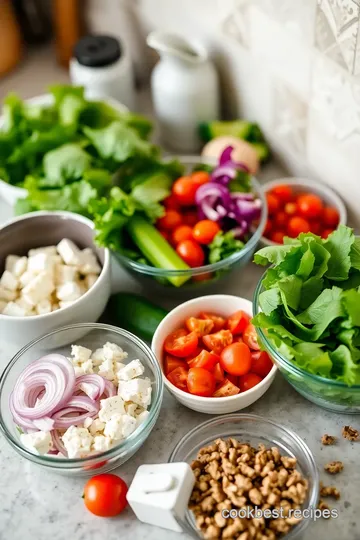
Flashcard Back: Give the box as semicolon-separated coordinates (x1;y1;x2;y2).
53;0;82;67
0;0;22;77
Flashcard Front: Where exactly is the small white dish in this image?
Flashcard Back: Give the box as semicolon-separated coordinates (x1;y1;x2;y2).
152;294;277;414
261;177;347;246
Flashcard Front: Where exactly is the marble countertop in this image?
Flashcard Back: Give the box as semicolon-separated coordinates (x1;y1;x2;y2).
0;48;359;540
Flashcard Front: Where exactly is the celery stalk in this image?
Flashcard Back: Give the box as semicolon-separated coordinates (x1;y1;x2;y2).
126;215;191;287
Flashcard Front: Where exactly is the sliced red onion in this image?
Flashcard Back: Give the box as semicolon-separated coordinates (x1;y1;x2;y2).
218;146;250;172
51;430;67;456
195;182;233;222
33;417;55;432
211;165;237;185
103;379;117;397
51;396;99;429
74;374;106;401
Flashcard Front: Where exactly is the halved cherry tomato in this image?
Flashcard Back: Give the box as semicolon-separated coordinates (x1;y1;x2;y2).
164;329;198;358
287;216;310;237
322;228;334;239
182;210;199;227
214;363;225;383
172;176;198;206
203;330;233;355
176;240;205;267
164;355;189;375
199;312;226;332
264;219;272;236
297;193;323;219
322;206;339;227
193;220;221;245
167;366;188;392
266;193;280;214
220;342;251;376
270;184;292;203
270;230;285;244
242;324;260;350
188;350;220;371
171;225;193;245
185;317;214;336
83;474;128;517
163;194;180;210
191;171;210;187
284;202;297;216
157;209;182;230
309;220;321;235
238;373;262;392
187;367;216;397
274;211;287;228
233;336;244;343
226;310;251;335
213;379;240;397
251;351;273;378
185;346;202;364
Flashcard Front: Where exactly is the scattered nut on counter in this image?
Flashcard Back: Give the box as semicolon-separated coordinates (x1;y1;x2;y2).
342;426;359;442
321;434;337;446
0;239;101;317
324;461;344;475
189;437;309;540
319;483;340;500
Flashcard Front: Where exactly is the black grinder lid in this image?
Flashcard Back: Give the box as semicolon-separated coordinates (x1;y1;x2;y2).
74;35;122;67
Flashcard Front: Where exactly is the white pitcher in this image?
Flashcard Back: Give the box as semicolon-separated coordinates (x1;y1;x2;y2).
147;32;220;153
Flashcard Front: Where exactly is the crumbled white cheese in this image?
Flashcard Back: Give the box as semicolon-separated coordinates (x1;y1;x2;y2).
28;246;57;257
36;299;52;315
57;239;82;266
20;431;52;455
0;300;7;313
62;426;93;459
2;301;26;317
84;274;98;290
104;413;136;441
83;417;93;429
98;396;126;422
89;419;105;436
0;270;18;291
27;253;55;275
93;435;112;452
12;257;27;277
117;359;144;381
91;348;105;366
98;358;115;381
118;378;152;408
56;281;82;302
22;271;54;306
71;345;92;364
103;342;128;362
136;410;150;428
5;254;20;273
54;264;78;286
79;248;101;275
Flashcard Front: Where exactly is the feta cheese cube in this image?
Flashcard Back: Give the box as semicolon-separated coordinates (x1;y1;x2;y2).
103;342;128;362
0;270;18;291
55;264;78;286
27;253;55;275
125;402;138;417
19;270;36;289
36;299;52;315
5;255;20;273
118;378;152;409
84;417;93;429
0;300;7;313
0;286;16;302
56;281;82;302
99;396;126;422
22;271;54;306
98;358;115;381
79;248;101;275
13;257;28;277
117;359;145;381
57;239;82;266
16;296;34;314
93;435;112;452
2;301;26;317
62;426;93;459
28;246;57;257
20;431;52;455
115;361;126;373
89;419;105;436
136;410;150;427
74;365;85;377
71;345;92;364
59;300;74;310
104;414;136;441
85;274;98;290
51;302;60;312
81;359;94;375
91;347;105;366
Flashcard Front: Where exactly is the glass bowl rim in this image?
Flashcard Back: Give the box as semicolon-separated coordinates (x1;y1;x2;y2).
253;270;360;389
113;156;268;277
0;322;163;466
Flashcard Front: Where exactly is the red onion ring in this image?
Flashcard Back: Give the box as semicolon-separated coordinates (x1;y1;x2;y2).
52;396;100;429
74;374;106;401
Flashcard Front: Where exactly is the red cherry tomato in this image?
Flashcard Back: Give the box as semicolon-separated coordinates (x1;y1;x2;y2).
176;240;205;267
167;366;188;392
297;193;323;219
192;272;213;283
188;350;220;371
193;220;221;245
203;330;233;355
264;219;272;237
164;328;198;358
251;351;273;378
182;210;199;227
238;373;262;392
164;355;188;375
171;225;193;245
185;317;214;336
187;367;216;397
191;171;210;187
214;363;225;383
163;194;180;210
287;216;311;237
322;228;334;239
226;310;251;335
322;206;339;227
185;346;203;364
270;230;285;244
157;209;182;230
270;184;293;204
220;342;251;376
266;193;280;214
284;202;297;216
274;211;287;228
242;324;260;350
309;220;321;235
83;474;128;517
199;312;226;331
213;379;240;397
172;176;198;206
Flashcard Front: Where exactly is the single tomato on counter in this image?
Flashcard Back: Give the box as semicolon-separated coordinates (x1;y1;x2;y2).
83;474;128;517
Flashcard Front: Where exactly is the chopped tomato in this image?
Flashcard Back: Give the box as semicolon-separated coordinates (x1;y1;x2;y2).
226;310;251;335
163;194;180;210
270;230;285;244
167;366;188;392
203;330;233;355
266;193;280;214
251;351;273;378
172;176;198;206
226;373;239;386
199;312;226;332
191;171;210;187
182;210;199;227
264;219;272;236
187;367;216;397
274;211;287;228
287;216;310;237
322;228;334;239
192;272;213;283
164;328;198;358
284;202;297;216
213;379;240;397
270;184;293;203
297;193;323;219
164;355;188;375
233;336;244;343
238;373;262;392
188;350;220;371
157;209;182;230
176;240;205;268
242;324;260;350
309;220;321;235
185;346;202;364
193;220;221;245
220;342;251;376
171;225;193;245
185;317;214;336
214;363;225;383
322;206;339;227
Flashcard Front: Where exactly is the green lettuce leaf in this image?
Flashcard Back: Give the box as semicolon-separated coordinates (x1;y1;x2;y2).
208;231;244;264
325;225;354;280
43;144;91;187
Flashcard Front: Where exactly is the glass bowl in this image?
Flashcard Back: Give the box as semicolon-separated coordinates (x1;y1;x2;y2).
113;157;267;296
169;414;319;540
254;276;360;414
0;323;163;476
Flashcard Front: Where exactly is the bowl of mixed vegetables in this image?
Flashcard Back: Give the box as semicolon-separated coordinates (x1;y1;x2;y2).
253;225;360;413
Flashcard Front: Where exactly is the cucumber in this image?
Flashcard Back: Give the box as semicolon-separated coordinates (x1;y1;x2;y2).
108;293;168;342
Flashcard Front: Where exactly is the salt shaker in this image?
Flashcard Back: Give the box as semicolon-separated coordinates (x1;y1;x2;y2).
70;35;135;110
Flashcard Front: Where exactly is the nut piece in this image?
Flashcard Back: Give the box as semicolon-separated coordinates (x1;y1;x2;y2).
318;500;331;516
342;425;359;442
324;461;344;474
321;434;337;446
320;482;340;500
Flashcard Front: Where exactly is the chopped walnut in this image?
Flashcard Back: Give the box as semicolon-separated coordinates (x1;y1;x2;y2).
318;500;331;513
321;434;337;446
324;461;344;474
342;425;359;442
320;482;340;499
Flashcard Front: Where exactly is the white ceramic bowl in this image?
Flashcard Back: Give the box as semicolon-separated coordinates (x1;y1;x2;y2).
0;211;111;348
261;177;347;246
0;94;128;207
152;294;277;414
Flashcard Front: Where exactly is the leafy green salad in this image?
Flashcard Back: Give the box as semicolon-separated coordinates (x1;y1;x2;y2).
253;225;360;386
